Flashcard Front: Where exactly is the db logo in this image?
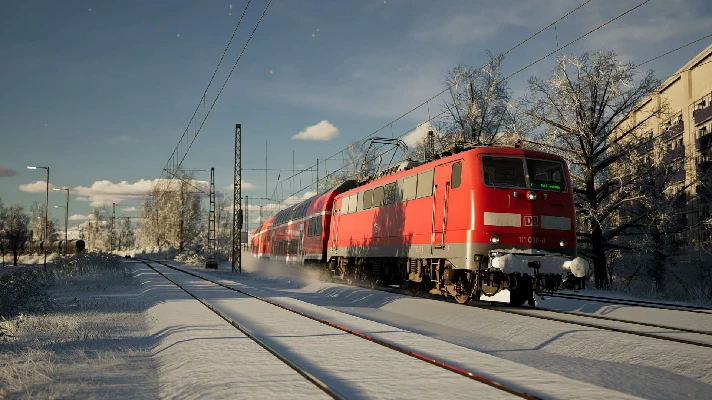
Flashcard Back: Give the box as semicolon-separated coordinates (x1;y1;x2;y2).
524;215;539;227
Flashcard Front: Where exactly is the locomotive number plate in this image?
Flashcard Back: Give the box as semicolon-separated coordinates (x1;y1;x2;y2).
518;236;546;244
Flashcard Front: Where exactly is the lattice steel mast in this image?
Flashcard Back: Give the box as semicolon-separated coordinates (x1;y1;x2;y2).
232;124;243;273
206;167;218;269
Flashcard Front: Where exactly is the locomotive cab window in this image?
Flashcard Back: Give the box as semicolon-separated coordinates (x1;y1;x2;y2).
526;159;567;191
482;157;527;188
451;162;462;189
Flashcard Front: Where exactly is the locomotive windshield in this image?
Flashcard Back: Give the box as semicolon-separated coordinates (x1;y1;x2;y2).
482;156;566;191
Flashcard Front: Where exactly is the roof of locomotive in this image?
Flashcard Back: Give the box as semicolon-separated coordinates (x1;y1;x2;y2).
334;145;568;199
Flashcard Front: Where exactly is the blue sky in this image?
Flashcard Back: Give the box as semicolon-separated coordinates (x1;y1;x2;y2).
1;0;711;227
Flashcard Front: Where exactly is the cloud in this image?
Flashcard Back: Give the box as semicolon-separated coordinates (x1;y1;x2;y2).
401;122;439;148
121;206;138;212
19;180;58;193
71;178;210;207
0;165;17;178
225;180;256;191
75;196;91;201
292;120;340;141
69;214;96;221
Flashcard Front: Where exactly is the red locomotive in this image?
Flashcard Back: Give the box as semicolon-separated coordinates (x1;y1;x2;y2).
250;144;587;306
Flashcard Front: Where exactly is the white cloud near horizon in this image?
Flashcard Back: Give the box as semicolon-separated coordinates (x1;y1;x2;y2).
19;180;59;193
401;122;439;148
121;206;138;212
225;180;256;191
292;120;340;141
69;213;96;221
71;178;210;207
0;165;17;178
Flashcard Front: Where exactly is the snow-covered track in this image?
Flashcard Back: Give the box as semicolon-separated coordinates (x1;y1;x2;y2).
138;260;342;399
142;259;542;400
345;282;712;348
546;292;712;314
472;304;712;348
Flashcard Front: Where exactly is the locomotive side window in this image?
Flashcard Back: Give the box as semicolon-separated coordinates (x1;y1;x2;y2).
451;162;462;189
416;169;434;198
363;189;374;209
402;175;417;201
373;186;384;207
525;159;567;191
340;197;349;215
348;193;358;213
482;156;527;188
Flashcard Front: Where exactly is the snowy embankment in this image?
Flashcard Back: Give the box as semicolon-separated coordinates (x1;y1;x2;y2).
175;255;712;400
0;254;157;399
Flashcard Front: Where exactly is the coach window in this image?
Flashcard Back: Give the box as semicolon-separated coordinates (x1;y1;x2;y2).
402;175;417;201
416;169;434;198
363;189;374;209
373;186;384;208
451;162;462;189
348;193;358;213
316;215;323;236
384;182;396;205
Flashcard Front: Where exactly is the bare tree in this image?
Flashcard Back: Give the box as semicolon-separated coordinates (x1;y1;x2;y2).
443;51;514;145
29;201;58;241
2;204;30;266
523;50;664;288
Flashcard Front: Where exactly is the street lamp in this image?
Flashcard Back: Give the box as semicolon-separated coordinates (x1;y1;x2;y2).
53;188;69;255
28;165;49;267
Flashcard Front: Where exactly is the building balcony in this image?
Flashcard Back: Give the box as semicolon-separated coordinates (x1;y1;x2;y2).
696;132;712;150
696;184;712;203
662;121;684;142
636;140;654;154
697;160;712;175
663;146;685;163
669;168;686;184
693;104;712;126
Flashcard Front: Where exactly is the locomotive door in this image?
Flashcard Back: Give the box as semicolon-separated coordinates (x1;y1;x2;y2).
298;223;305;264
432;162;453;251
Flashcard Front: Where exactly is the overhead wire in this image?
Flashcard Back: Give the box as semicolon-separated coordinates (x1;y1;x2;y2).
268;0;595;195
161;1;253;178
265;0;653;218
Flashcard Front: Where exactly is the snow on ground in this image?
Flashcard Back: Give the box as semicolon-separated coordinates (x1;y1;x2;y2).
0;254;157;399
171;254;712;400
147;260;639;400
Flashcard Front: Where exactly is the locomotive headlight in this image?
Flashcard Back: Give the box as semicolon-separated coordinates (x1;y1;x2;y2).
559;239;567;248
490;235;500;245
527;191;537;201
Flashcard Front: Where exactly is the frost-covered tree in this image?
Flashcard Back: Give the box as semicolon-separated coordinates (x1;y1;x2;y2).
443;52;515;145
84;207;111;250
2;204;30;266
138;171;204;252
29;201;58;241
522;50;664;288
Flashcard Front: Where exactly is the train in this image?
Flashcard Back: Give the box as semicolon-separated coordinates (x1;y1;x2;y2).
250;143;588;306
22;240;86;255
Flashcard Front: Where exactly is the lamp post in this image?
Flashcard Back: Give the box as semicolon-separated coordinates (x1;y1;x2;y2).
53;187;69;255
28;166;49;267
111;203;115;253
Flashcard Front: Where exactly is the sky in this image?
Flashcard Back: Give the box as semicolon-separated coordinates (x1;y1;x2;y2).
1;0;711;229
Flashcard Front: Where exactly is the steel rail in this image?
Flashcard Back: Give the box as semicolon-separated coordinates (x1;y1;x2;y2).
328;279;712;349
138;260;344;400
144;259;543;400
546;292;712;314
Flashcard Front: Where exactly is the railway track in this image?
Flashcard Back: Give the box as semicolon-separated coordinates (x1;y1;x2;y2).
137;259;542;400
329;276;712;349
546;291;712;314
